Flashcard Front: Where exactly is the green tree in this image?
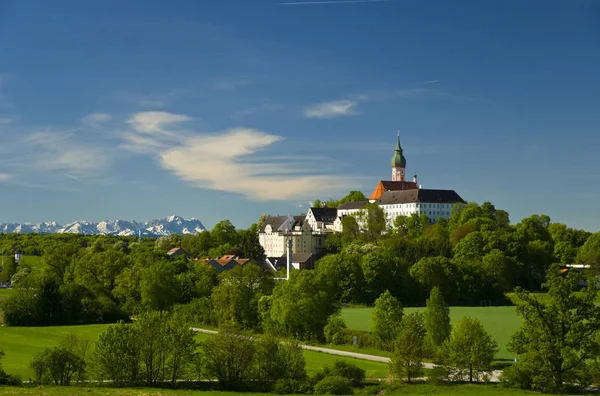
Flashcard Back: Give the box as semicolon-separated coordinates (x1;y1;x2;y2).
505;266;600;393
136;311;169;384
164;312;198;384
324;314;348;345
154;237;173;252
237;224;266;262
577;232;600;270
339;190;367;205
322;360;365;387
341;216;360;242
0;256;16;284
30;333;89;386
313;375;353;395
441;317;498;383
211;264;274;330
424;287;451;354
140;260;183;311
201;324;255;390
390;312;426;383
363;203;387;240
410;256;456;300
406;213;429;238
265;270;338;341
93;322;141;385
254;333;306;385
212;220;239;247
371;290;403;350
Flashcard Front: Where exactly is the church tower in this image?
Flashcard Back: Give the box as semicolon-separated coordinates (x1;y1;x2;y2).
391;132;407;181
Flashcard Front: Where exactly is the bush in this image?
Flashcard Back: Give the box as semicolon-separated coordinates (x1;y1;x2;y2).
273;378;313;394
314;375;353;395
328;328;378;348
324;314;348;345
500;363;533;390
426;366;449;385
29;334;88;386
325;360;365;387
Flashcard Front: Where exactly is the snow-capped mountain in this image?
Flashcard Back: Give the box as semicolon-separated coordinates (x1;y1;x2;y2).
0;216;205;236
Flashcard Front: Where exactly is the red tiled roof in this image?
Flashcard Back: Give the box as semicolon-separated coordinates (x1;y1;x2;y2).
369;180;418;200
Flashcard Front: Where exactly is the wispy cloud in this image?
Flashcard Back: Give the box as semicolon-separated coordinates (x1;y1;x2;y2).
281;0;394;5
81;112;112;129
304;84;457;119
0;173;11;182
305;99;358;119
0;117;16;125
127;111;192;136
121;110;353;200
20;130;112;178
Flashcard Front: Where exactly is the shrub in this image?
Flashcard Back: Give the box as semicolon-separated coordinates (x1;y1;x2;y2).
0;350;21;386
314;375;353;395
324;314;348;345
273;378;313;394
325;360;365;387
29;334;88;386
330;329;378;348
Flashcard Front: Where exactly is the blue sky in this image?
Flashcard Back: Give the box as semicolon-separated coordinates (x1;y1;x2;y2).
0;0;599;231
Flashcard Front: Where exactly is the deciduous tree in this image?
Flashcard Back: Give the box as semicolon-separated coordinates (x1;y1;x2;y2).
424;286;451;354
371;290;403;350
441;317;497;383
505;266;600;393
390;312;426;383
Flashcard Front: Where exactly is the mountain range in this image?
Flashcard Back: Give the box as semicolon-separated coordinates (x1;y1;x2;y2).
0;215;206;237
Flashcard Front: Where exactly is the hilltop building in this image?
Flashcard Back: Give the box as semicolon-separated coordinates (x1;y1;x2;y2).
258;133;466;258
338;133;466;227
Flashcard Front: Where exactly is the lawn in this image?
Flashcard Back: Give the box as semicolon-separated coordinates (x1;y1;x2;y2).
194;330;389;378
0;288;13;298
18;255;42;267
0;324;112;379
0;325;389;380
342;306;522;361
0;384;546;395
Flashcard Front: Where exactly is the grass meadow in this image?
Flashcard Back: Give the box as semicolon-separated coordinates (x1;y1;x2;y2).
0;384;545;395
0;325;390;380
341;306;522;361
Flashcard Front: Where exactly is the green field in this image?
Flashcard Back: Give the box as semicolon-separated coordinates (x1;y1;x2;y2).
341;306;522;361
0;324;112;379
18;255;42;267
0;288;13;298
0;384;545;395
0;325;389;380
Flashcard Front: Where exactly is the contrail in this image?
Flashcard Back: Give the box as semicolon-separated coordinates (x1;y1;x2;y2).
281;0;394;5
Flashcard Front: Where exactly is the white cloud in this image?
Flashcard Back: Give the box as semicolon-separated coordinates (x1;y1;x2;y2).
127;111;192;135
0;173;11;181
145;122;352;200
304;99;358;119
0;117;16;125
81;112;112;128
21;131;111;178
